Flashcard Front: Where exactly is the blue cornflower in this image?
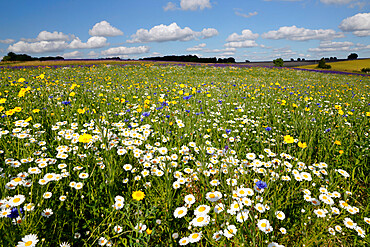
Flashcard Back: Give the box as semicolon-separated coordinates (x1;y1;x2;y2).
325;128;331;133
265;127;272;131
183;95;192;100
256;181;267;190
226;129;231;134
142;112;150;117
7;207;23;219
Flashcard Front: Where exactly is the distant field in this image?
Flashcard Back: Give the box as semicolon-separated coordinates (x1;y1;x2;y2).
296;58;370;74
0;60;141;67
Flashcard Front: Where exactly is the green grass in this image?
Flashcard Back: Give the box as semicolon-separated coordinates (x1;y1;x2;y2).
0;64;369;247
296;58;370;74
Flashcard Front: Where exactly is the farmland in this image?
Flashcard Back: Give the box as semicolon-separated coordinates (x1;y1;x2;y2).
0;64;369;246
296;58;370;74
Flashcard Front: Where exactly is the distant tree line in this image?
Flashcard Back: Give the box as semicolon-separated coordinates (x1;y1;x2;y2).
1;52;64;62
140;55;235;63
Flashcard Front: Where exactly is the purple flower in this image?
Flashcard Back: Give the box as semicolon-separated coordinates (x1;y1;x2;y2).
142;112;150;117
265;127;272;131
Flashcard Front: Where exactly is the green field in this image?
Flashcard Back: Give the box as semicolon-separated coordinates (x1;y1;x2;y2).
296;58;370;74
0;64;369;246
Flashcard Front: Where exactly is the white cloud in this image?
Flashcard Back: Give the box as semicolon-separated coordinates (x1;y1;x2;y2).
150;52;162;56
22;31;72;42
63;51;84;58
226;29;259;42
308;40;370;53
224;40;259;48
203;47;236;53
8;41;68;53
234;9;258;18
128;23;217;43
164;2;177;11
68;37;108;49
262;25;344;41
101;46;150;56
201;28;218;38
186;43;207;51
88;51;99;57
339;13;370;37
320;0;355;4
0;39;15;44
180;0;211;11
89;21;123;37
220;52;235;56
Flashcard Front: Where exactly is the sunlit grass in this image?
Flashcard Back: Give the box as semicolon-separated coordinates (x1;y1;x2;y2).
296;58;370;73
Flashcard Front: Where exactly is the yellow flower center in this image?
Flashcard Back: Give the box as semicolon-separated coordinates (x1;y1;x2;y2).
192;233;199;239
13;177;22;182
199;206;205;212
25;241;33;246
209;194;215;198
197;217;204;222
178;210;184;215
13;198;21;203
261;223;266;228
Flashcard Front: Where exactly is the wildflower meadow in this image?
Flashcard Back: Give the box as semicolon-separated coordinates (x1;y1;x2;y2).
0;63;369;247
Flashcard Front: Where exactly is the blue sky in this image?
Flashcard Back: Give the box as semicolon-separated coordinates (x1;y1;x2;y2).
0;0;369;61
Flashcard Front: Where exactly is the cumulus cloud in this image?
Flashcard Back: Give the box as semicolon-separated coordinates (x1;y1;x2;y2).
68;37;108;49
22;31;73;42
203;47;236;53
0;39;15;44
8;41;68;53
201;28;219;38
339;13;370;36
62;51;84;58
234;9;258;18
163;2;177;11
180;0;211;10
101;46;150;56
320;0;355;4
127;23;217;43
308;40;369;53
186;43;207;51
224;40;259;48
261;25;344;41
226;29;259;42
89;21;123;37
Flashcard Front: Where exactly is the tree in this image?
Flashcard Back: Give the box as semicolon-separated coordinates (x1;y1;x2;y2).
273;58;284;67
318;58;331;69
348;53;358;60
297;58;301;61
290;58;294;61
